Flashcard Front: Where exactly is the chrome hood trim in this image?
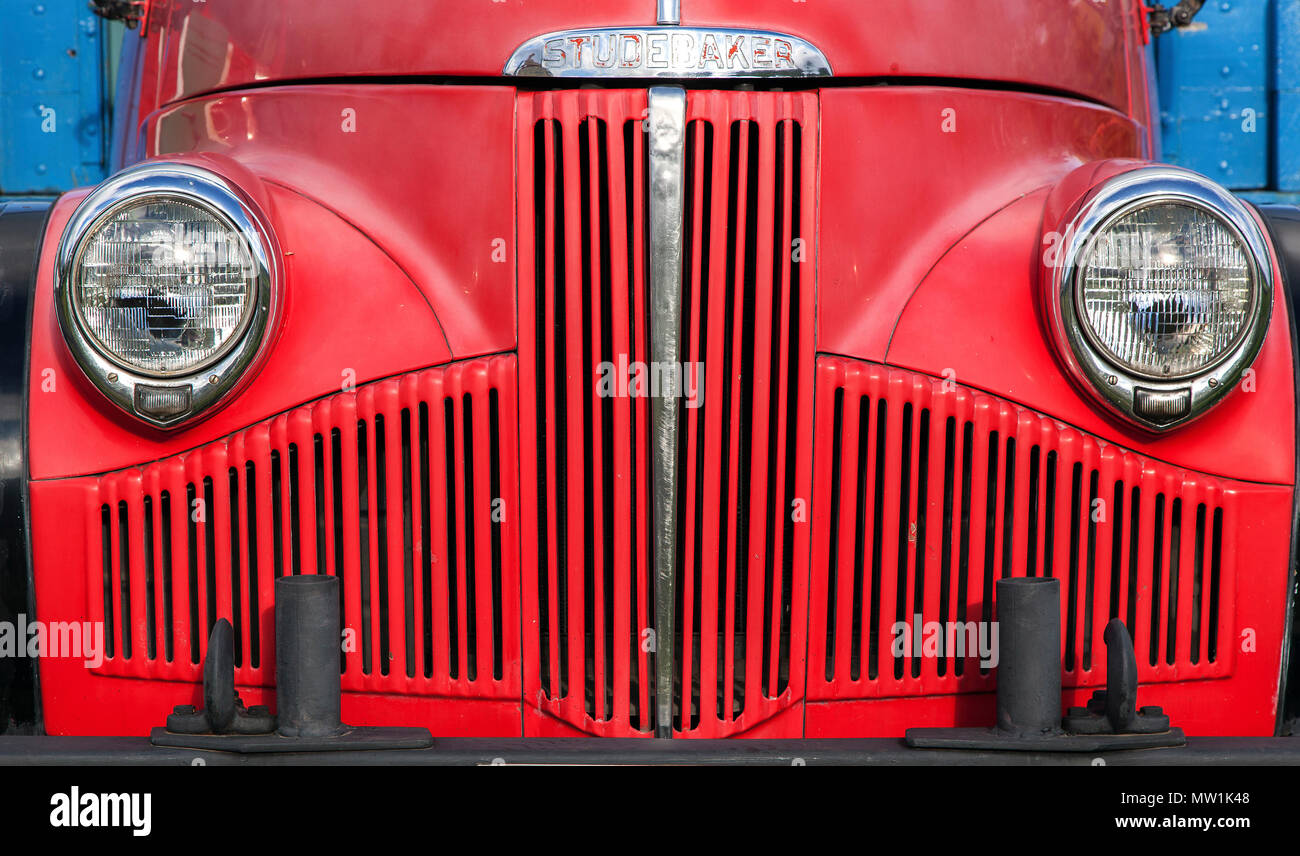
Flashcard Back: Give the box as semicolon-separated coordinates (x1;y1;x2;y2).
646;86;687;737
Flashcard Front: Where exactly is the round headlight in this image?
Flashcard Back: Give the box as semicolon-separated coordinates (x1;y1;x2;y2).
1076;201;1255;380
72;196;259;377
1047;166;1273;430
56;162;276;428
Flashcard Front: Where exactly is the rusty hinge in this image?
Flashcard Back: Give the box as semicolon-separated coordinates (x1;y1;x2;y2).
1147;0;1206;37
88;0;150;33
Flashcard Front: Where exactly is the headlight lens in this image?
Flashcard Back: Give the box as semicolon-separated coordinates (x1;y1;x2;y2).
56;161;276;428
1077;202;1255;379
73;197;259;377
1046;165;1274;431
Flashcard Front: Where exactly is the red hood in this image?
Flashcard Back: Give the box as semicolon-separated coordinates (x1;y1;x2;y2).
144;0;1139;111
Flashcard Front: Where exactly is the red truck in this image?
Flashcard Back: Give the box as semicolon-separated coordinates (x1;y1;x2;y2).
0;0;1296;761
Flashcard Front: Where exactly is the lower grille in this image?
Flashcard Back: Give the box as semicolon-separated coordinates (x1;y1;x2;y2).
64;357;1255;732
808;357;1237;702
89;355;521;700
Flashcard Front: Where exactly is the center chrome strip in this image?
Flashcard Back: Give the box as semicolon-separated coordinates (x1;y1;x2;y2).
647;85;687;738
657;0;681;25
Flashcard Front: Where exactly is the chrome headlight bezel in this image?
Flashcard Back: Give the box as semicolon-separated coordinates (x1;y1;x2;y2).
1047;166;1273;431
55;162;277;429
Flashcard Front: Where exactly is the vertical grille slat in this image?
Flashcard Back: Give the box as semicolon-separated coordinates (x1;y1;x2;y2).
185;481;199;664
809;358;1237;702
459;395;479;683
227;467;242;667
1191;502;1207;664
776;120;802;698
849;393;869;683
1209;507;1224;663
203;475;218;645
675;117;706;731
356;418;374;674
99;503;114;660
374;411;392;678
628;113;654;735
244;462;259;669
578;116;599;721
399;409;416;679
936;415;958;674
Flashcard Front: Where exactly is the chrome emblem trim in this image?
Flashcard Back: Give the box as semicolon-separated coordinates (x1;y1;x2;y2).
646;86;687;737
504;27;832;78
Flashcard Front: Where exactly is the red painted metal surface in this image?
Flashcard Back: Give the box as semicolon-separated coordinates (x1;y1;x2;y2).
816;87;1143;366
36;356;522;736
806;358;1289;737
29;86;531;480
135;0;1138;113
112;3;1158;170
1122;1;1160;158
886;188;1297;485
148;85;520;361
24;3;1293;738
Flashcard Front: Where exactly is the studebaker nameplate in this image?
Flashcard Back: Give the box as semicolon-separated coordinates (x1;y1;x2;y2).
504;26;833;78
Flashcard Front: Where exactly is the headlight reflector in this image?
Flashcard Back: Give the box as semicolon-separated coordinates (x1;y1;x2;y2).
1076;201;1255;380
73;197;259;376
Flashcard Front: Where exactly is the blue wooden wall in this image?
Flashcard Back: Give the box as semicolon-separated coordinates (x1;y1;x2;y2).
1158;0;1300;201
0;1;112;197
2;2;1299;201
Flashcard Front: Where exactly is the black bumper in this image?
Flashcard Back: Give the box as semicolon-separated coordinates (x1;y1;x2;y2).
0;735;1297;765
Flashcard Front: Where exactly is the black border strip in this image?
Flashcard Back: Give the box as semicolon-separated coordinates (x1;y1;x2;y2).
0;199;53;735
177;73;1115;107
1252;203;1300;737
0;735;1297;765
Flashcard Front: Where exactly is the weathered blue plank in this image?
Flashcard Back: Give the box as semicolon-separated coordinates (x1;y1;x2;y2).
0;1;109;195
1157;0;1270;189
1275;0;1300;190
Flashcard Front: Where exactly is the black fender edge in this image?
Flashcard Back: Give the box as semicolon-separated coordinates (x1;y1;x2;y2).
1253;203;1300;737
0;200;53;735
